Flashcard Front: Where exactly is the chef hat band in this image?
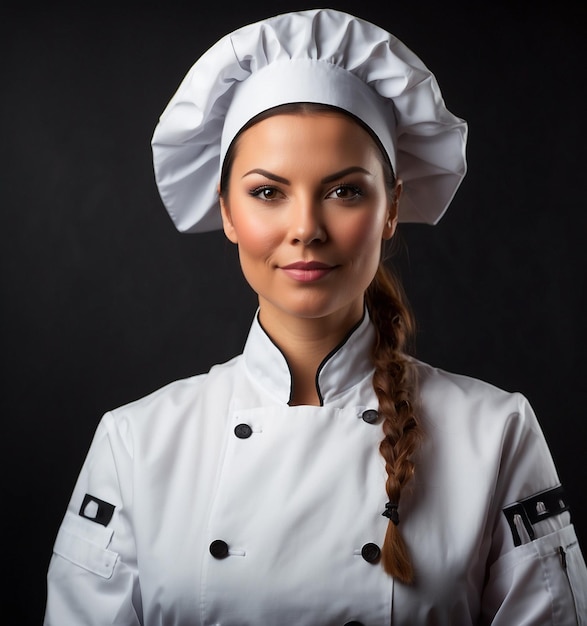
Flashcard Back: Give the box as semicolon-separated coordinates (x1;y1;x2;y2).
152;8;468;233
220;59;397;173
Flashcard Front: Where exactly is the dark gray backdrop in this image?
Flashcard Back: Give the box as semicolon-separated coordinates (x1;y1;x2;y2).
3;1;586;623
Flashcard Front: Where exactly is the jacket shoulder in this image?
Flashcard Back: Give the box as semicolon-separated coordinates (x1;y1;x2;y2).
412;359;541;442
414;359;525;408
104;353;243;433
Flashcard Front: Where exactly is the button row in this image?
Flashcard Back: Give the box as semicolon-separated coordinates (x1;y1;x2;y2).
233;410;379;440
209;540;381;564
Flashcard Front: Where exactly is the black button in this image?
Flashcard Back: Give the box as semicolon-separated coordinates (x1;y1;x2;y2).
234;423;253;439
361;409;379;424
344;622;365;626
361;542;381;563
209;539;229;559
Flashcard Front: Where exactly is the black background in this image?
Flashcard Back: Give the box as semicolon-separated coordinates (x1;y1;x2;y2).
3;1;586;623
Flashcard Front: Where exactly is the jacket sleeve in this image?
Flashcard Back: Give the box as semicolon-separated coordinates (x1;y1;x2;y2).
44;412;142;626
480;394;587;624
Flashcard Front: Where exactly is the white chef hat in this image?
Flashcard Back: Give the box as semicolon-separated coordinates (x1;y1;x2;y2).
151;8;468;233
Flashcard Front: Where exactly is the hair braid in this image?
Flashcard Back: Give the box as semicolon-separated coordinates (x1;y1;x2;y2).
366;263;423;584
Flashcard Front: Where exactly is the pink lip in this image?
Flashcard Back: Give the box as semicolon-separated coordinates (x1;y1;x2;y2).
280;261;336;282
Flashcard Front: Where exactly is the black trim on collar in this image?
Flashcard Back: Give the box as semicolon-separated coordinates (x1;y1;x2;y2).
256;313;295;405
314;309;367;406
503;485;569;547
256;307;367;407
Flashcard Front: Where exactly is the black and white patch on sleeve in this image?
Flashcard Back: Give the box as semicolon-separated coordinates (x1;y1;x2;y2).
79;493;116;526
503;485;570;547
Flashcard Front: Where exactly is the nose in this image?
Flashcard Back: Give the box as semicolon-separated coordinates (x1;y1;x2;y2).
289;199;327;245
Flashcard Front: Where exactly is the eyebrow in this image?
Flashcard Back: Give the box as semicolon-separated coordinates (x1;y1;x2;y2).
242;166;372;185
242;168;289;184
321;166;372;183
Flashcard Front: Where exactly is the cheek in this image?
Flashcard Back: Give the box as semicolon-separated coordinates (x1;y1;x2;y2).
230;211;283;260
332;211;386;259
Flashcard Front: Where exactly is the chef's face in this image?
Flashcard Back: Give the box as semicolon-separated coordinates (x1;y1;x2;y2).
220;109;399;329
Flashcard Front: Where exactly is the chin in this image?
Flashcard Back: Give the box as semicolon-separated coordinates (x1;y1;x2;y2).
263;294;364;324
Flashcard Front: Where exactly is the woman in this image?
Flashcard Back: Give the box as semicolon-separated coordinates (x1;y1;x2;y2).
44;8;587;625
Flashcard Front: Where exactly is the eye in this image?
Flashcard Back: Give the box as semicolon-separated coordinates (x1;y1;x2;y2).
249;186;283;201
327;184;363;200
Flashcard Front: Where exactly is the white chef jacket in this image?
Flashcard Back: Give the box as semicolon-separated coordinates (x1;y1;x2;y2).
44;311;587;625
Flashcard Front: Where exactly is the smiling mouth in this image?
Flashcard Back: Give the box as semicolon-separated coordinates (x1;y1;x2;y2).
280;261;336;282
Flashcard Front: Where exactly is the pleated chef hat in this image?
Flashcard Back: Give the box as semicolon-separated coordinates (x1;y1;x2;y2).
151;8;468;233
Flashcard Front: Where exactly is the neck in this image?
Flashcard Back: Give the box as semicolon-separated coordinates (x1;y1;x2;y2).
258;300;364;406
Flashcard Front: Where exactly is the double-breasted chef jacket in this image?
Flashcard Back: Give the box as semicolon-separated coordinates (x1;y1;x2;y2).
45;310;587;625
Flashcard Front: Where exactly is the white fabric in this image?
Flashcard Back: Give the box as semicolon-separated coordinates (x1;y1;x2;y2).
44;312;587;625
220;59;397;172
151;8;468;233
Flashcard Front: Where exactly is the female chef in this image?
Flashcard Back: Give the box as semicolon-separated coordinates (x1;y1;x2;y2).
44;8;587;625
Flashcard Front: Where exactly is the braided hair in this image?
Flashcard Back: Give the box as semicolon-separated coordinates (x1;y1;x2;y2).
366;263;422;584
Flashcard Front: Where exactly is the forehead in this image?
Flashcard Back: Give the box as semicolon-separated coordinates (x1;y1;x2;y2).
232;111;382;167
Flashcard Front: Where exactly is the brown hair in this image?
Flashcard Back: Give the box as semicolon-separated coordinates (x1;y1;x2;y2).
220;102;423;584
366;262;421;584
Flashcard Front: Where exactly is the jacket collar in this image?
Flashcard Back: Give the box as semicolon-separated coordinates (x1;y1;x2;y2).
242;309;375;406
